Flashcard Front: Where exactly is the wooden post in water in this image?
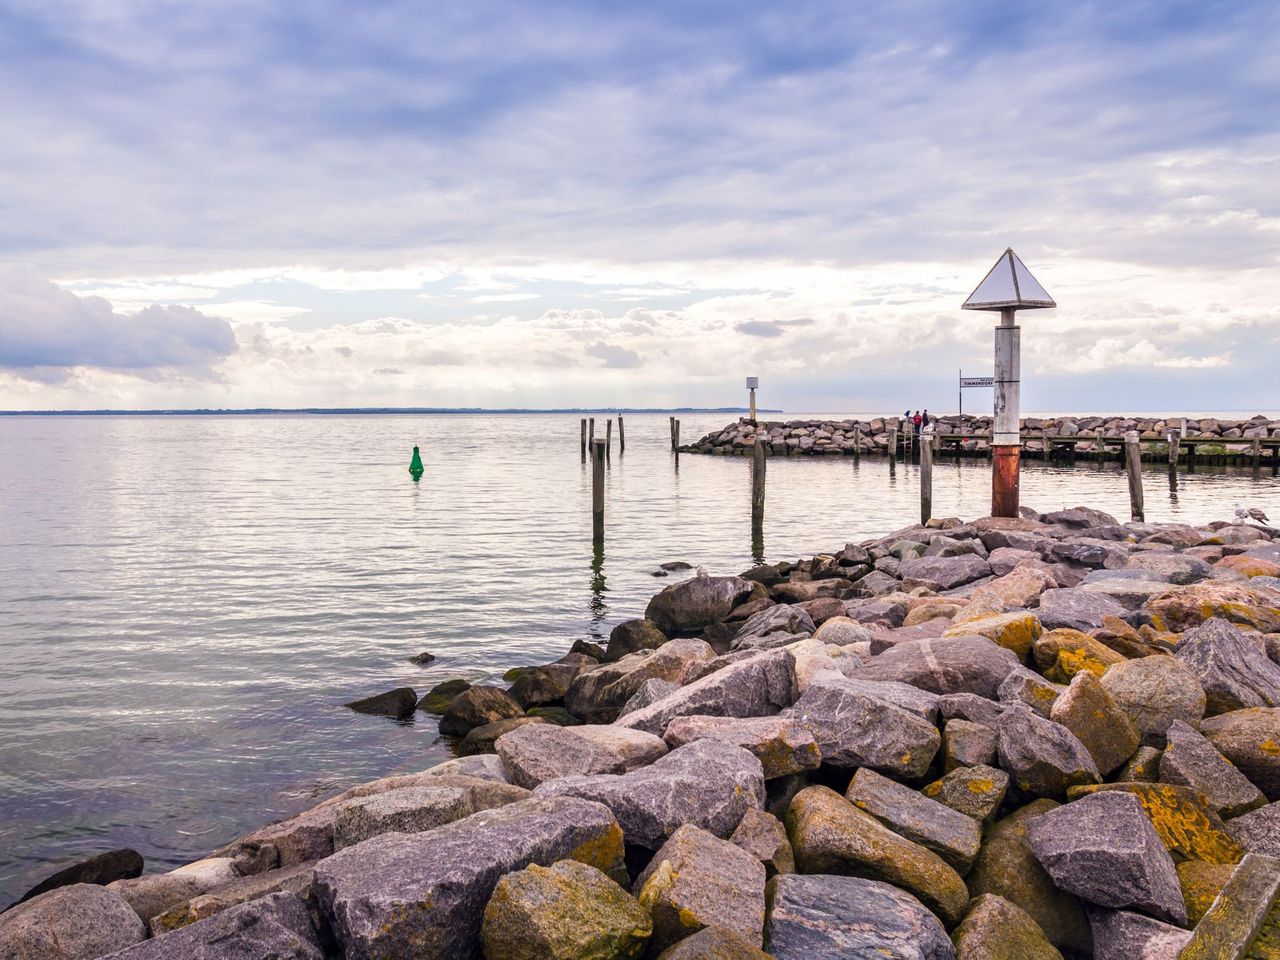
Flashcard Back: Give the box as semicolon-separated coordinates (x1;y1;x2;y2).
673;420;681;451
852;423;862;461
669;416;676;451
618;415;625;454
1167;430;1179;468
920;426;934;525
889;423;899;463
580;418;587;457
751;436;766;537
589;417;595;446
591;439;606;544
1124;431;1144;522
605;418;613;459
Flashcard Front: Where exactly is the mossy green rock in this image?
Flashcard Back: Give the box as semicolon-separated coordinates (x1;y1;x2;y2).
951;893;1063;960
786;785;969;927
965;799;1092;955
481;859;651;960
418;677;471;714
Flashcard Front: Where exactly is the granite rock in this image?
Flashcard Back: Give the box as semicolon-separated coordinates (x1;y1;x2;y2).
100;892;320;960
951;893;1063;960
922;764;1009;824
1200;707;1280;800
1049;669;1141;775
1174;616;1280;715
1159;719;1266;817
1100;656;1206;746
995;705;1101;798
0;884;146;960
845;767;982;873
662;714;820;778
645;575;754;633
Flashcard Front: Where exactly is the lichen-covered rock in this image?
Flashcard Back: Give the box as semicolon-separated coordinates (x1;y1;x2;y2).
764;873;955;959
943;611;1041;661
1225;801;1280;857
0;884;145;960
857;635;1019;698
899;553;992;591
1177;852;1280;960
730;807;794;877
1031;627;1125;683
507;662;580;708
922;764;1009;824
314;797;625;959
951;893;1063;960
966;799;1093;955
533;739;765;849
655;926;772;959
943;718;997;770
846;767;982;874
419;678;470;714
614;648;797;736
1049;670;1141;775
1067;781;1243;865
781;674;941;778
662;715;819;778
1199;707;1280;800
1100;656;1206;746
995;705;1101;798
1147;580;1280;633
785;785;969;927
1118;745;1164;782
146;861;317;935
1174;616;1280;715
438;685;525;736
1159;719;1266;817
480;859;651;960
996;666;1062;717
1086;908;1192;960
606;618;669;660
1175;859;1234;925
645;575;754;633
1036;588;1131;633
100;892;321;960
1026;792;1187;924
494;722;666;788
109;857;241;922
634;823;766;953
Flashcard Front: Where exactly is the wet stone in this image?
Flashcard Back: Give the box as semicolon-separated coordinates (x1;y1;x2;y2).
344;686;417;719
418;678;470;714
605;618;669;660
438;685;525;736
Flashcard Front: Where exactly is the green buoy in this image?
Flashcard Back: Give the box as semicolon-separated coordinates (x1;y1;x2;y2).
408;445;424;480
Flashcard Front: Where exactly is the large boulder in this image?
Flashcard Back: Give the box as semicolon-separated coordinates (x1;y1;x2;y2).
614;648;797;737
634;823;766;953
99;893;321;960
1049;670;1140;775
108;857;241;922
1159;719;1266;817
951;894;1063;960
1148;580;1280;633
1086;909;1192;960
782;674;941;778
942;611;1041;661
459;716;548;755
533;739;765;849
845;767;982;873
480;860;651;960
785;785;969;927
1026;792;1186;924
1174;617;1280;715
966;799;1092;955
899;554;993;591
922;764;1009;824
764;874;955;959
645;575;754;633
1100;656;1206;746
12;849;143;906
1068;781;1243;865
655;927;772;959
1225;802;1280;857
507;663;580;708
1036;588;1130;633
662;715;819;778
596;639;715;709
1031;628;1125;683
995;705;1101;798
0;884;145;960
345;686;417;719
495;722;666;789
314;796;625;959
1199;707;1280;800
856;635;1020;698
605;618;668;660
438;685;525;736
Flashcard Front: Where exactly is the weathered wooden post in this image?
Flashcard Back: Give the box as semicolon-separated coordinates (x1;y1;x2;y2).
669;416;676;451
751;435;766;538
580;418;587;458
589;417;595;445
746;376;759;422
674;420;681;451
962;248;1056;517
1124;431;1144;522
889;422;899;463
920;426;934;525
852;423;862;461
618;415;625;454
1167;430;1179;469
591;438;606;544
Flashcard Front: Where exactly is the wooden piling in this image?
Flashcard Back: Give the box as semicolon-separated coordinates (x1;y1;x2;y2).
1167;430;1179;468
751;436;766;536
852;423;862;460
591;438;606;544
920;427;934;525
669;416;676;451
674;419;681;451
589;417;595;445
606;418;613;458
889;425;899;463
1124;431;1144;522
618;415;625;454
580;418;587;457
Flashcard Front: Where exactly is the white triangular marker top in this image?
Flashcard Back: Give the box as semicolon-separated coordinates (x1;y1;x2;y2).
963;248;1055;310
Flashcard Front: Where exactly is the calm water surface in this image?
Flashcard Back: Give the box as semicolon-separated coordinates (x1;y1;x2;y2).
1;412;1277;905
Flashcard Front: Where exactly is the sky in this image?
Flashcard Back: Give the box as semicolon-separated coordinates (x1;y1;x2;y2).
0;0;1277;412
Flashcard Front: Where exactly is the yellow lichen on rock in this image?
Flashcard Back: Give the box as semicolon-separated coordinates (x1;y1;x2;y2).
1067;782;1243;865
944;611;1042;661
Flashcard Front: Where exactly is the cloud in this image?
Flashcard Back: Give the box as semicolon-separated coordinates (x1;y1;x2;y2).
584;341;642;368
0;266;236;382
737;318;817;337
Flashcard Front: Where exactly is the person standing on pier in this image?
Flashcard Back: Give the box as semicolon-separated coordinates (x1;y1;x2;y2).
922;409;930;429
912;411;923;434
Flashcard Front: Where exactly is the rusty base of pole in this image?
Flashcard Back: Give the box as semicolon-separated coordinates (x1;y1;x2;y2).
992;445;1020;518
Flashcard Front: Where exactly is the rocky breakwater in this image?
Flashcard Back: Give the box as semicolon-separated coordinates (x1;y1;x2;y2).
687;413;1280;457
6;508;1280;958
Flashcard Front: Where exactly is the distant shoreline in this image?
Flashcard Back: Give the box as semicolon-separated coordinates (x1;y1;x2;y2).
0;407;782;417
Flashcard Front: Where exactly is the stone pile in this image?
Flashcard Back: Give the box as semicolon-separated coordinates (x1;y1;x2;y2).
5;506;1280;958
687;414;1280;456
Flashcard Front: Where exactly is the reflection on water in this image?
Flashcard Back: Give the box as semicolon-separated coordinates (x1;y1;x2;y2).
0;411;1276;905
